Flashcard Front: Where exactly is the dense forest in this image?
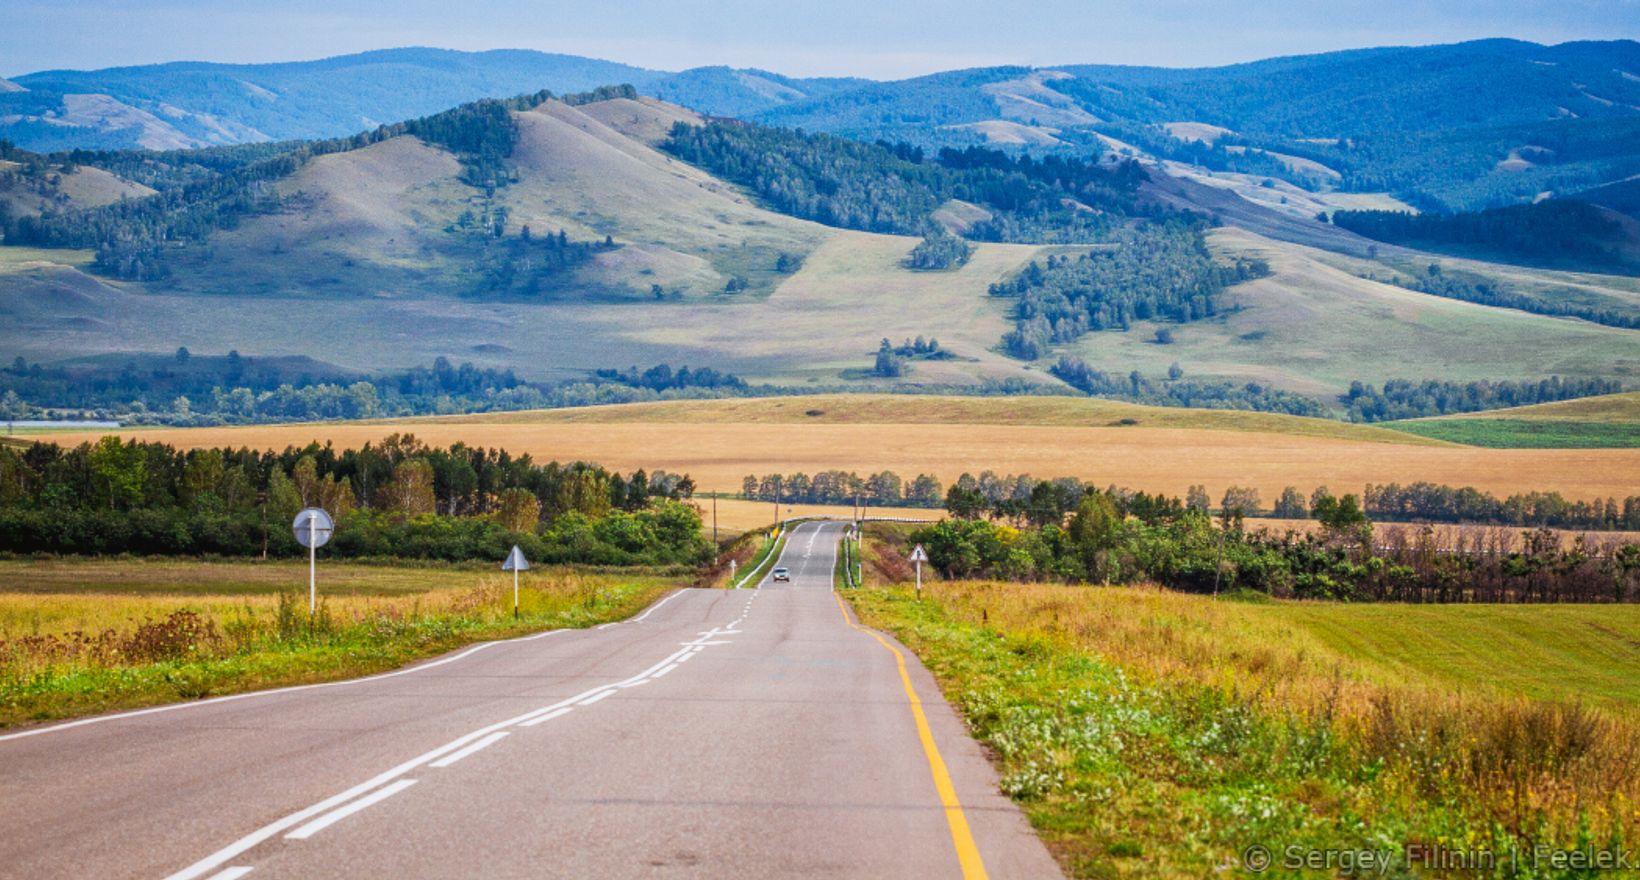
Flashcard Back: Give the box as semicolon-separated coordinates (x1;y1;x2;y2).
0;354;753;426
1330;201;1637;274
993;224;1270;359
0;435;710;564
1341;377;1624;422
660;120;1150;242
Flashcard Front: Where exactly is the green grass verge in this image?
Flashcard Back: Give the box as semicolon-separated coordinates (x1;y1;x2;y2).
1;573;678;728
1382;418;1640;448
850;586;1638;879
732;525;787;588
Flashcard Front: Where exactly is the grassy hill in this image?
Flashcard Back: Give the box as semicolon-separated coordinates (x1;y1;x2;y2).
1383;391;1640;447
1049;226;1640;398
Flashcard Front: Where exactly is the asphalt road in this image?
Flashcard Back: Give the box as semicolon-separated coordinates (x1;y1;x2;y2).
0;521;1062;879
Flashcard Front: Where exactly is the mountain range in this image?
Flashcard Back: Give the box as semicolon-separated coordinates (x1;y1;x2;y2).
6;40;1640;211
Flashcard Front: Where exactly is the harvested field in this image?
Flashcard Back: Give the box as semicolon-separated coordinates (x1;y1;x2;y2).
33;396;1640;503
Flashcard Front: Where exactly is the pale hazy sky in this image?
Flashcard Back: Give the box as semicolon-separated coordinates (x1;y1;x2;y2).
4;0;1637;79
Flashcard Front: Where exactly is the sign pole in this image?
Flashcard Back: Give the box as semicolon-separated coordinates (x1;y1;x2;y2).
908;543;929;601
293;508;334;620
308;517;317;616
502;545;530;618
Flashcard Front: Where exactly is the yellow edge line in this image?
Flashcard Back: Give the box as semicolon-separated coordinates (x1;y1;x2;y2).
834;590;990;880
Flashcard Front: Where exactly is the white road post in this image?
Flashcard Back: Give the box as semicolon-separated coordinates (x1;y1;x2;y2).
502;545;530;618
909;543;929;601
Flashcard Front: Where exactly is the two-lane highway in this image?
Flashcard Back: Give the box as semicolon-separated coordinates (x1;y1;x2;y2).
0;521;1062;878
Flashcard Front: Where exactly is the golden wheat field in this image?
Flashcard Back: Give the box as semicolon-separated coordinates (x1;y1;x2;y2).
37;396;1640;504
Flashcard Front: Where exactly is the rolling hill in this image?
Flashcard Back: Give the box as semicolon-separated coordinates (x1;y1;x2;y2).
1;84;1637;425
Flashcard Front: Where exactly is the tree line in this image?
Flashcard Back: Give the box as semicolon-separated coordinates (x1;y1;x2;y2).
0;435;711;565
0;354;753;427
1051;357;1328;416
925;469;1640;533
912;482;1640;603
741;471;946;508
1341;377;1623;422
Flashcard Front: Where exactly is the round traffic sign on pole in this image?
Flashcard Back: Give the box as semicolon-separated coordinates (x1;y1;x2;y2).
293;507;334;616
292;508;334;548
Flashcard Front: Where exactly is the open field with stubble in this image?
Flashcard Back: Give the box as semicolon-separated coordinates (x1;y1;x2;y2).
850;574;1640;877
35;395;1640;503
0;558;683;727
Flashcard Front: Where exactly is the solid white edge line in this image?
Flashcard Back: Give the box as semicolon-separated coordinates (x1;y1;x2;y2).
284;778;418;840
630;588;685;622
205;868;255;880
2;589;689;744
428;731;510;768
517;706;574;728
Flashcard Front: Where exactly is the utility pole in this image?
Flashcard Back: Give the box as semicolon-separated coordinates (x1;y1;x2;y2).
712;494;718;544
774;475;782;525
1212;520;1227;598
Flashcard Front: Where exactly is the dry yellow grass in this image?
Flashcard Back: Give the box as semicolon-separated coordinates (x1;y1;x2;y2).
36;395;1640;502
908;579;1640;710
